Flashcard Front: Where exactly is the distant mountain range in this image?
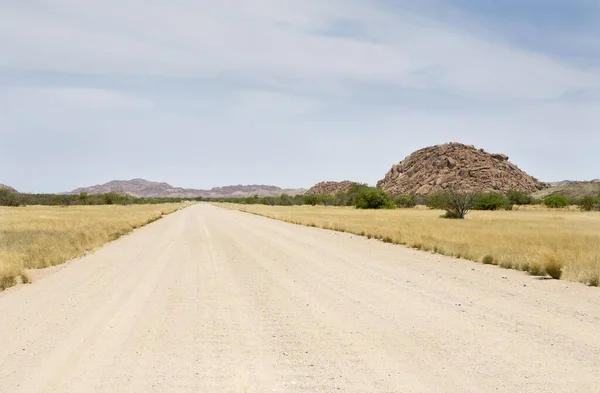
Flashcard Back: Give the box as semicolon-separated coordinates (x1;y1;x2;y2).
549;180;600;186
533;180;600;199
67;179;306;198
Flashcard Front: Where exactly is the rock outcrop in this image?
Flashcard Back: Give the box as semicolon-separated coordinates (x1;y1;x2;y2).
377;143;547;195
305;181;356;195
0;184;17;193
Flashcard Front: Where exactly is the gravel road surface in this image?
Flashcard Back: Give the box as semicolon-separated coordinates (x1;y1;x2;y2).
1;204;599;392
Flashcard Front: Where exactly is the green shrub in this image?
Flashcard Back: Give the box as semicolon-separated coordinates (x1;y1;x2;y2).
321;194;335;206
577;195;599;211
354;187;395;209
543;196;569;208
507;190;533;206
0;189;22;206
243;195;259;204
279;194;293;206
394;195;416;208
473;192;509;211
344;183;370;206
426;192;448;209
260;196;277;206
303;195;322;206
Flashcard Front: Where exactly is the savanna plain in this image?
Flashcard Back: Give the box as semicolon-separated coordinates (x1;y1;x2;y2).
0;203;184;290
221;203;600;286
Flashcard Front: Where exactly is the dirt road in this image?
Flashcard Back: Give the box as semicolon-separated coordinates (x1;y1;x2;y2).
1;204;599;392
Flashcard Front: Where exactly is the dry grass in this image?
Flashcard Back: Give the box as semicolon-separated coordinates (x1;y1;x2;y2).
220;204;600;287
0;204;185;290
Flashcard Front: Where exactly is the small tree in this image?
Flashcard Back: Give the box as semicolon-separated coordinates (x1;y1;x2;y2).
427;190;474;219
321;194;335;206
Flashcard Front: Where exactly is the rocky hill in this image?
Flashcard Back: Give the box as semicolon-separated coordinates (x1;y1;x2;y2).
69;179;305;198
532;181;600;200
305;181;357;195
377;143;547;195
0;184;17;192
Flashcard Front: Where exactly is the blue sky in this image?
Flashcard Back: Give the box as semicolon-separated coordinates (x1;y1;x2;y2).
1;0;599;193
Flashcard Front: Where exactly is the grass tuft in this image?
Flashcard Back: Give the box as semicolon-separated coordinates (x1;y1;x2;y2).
0;275;17;291
528;263;546;276
20;272;31;284
543;254;563;279
482;255;494;265
499;261;513;269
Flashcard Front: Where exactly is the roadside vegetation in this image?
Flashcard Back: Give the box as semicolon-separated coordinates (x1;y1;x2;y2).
0;204;184;291
218;188;600;287
0;189;202;207
210;184;600;214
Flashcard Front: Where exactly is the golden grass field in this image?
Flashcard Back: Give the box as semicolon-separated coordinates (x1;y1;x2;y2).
0;204;185;290
221;204;600;287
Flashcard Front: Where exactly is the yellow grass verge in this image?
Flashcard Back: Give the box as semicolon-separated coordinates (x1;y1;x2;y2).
0;203;186;291
219;204;600;287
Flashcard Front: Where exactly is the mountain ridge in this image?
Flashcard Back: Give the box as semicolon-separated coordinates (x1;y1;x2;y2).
68;179;306;198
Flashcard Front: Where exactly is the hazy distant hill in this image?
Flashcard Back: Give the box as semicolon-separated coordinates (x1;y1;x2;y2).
69;179;305;198
532;180;600;199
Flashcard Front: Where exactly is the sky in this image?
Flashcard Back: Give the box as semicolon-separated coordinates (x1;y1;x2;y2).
1;0;599;193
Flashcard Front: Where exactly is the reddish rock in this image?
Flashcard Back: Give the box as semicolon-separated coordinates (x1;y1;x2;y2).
377;143;548;195
305;181;357;195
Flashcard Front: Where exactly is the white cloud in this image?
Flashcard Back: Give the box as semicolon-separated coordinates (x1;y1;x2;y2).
2;0;598;100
